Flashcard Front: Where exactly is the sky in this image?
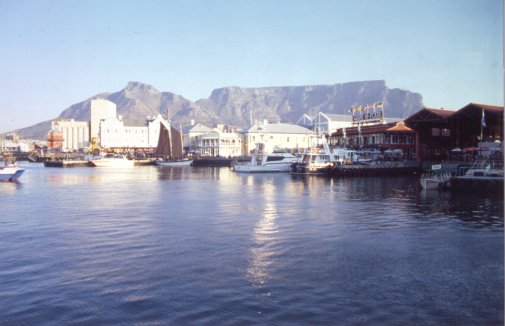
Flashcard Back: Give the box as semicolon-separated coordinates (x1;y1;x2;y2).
0;0;503;133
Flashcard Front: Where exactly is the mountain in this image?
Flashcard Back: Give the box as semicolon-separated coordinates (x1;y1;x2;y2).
11;80;423;140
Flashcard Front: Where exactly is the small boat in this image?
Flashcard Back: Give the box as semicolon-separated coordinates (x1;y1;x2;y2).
0;159;25;182
90;154;134;168
155;159;193;167
234;151;296;173
420;164;452;190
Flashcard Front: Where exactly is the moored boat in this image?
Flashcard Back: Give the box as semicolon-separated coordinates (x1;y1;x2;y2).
90;154;134;168
234;151;296;173
0;159;25;182
420;164;452;190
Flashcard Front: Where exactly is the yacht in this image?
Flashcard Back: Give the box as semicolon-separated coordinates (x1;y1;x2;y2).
234;151;296;172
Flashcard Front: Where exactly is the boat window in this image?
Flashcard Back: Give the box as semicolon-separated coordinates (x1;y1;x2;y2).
266;156;285;162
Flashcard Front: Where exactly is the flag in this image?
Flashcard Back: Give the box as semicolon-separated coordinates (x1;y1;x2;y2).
482;109;486;128
376;102;384;108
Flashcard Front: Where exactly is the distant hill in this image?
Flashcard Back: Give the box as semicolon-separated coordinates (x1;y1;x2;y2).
11;80;423;140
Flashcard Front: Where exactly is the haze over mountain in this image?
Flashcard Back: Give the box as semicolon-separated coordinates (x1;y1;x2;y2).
12;80;423;140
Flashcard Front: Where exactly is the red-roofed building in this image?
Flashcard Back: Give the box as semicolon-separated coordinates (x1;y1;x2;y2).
405;103;503;161
449;103;503;148
329;121;416;159
404;108;456;161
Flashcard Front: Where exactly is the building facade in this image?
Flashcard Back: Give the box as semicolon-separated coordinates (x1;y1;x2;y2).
330;121;416;159
197;129;243;157
243;122;314;154
99;114;167;149
51;119;90;151
90;98;117;142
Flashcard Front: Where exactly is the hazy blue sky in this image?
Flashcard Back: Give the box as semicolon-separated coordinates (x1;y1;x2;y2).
0;0;502;133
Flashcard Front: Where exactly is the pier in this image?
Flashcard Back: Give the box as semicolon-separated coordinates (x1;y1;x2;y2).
331;161;420;177
43;160;91;167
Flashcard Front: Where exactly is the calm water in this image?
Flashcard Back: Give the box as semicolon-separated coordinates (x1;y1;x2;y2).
0;162;503;325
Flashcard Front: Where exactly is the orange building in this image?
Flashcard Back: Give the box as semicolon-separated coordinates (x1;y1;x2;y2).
47;129;64;151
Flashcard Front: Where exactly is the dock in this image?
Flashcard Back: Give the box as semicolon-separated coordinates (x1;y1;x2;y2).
44;160;91;167
331;161;420;176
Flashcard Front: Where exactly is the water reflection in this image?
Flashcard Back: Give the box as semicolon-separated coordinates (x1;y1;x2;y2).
247;179;280;288
415;189;504;228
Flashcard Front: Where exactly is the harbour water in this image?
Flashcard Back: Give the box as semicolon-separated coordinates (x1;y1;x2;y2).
0;162;503;325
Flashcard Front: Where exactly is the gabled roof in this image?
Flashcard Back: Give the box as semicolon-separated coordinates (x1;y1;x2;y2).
466;103;503;112
449;103;503;120
182;123;213;133
386;122;413;132
247;123;314;134
404;107;456;123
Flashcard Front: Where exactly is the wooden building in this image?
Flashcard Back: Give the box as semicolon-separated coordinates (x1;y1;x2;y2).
329;121;416;159
404;108;455;161
405;103;503;161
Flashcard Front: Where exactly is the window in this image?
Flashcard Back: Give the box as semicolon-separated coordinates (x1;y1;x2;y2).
441;128;451;136
431;128;440;136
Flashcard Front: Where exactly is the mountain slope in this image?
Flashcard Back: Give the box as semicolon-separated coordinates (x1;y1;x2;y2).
12;80;423;140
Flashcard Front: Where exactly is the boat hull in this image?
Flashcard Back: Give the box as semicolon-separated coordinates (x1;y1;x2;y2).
90;159;134;168
155;160;193;167
234;162;292;173
290;162;333;175
0;168;25;182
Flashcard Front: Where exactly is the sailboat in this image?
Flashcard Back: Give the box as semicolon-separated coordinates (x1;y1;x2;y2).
154;122;193;167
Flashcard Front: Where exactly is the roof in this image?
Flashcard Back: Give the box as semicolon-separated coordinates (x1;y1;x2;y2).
247;123;314;134
466;103;503;112
449;102;504;121
323;113;353;122
330;121;414;137
182;123;213;133
404;107;456;123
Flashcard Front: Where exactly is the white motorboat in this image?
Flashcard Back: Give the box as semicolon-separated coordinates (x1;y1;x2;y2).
0;160;25;182
290;143;356;175
420;165;452;190
90;154;134;168
234;151;296;172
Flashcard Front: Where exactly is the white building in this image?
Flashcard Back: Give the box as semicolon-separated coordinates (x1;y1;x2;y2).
51;119;90;151
99;114;167;149
182;122;214;151
243;122;314;154
197;129;243;157
90;99;117;142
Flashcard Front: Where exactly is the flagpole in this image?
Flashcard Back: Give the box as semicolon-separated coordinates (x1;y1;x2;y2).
480;109;485;141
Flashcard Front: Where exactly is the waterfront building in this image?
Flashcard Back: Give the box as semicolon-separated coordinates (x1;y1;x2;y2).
99;114;167;150
243;122;314;154
197;128;243;157
90;99;117;142
51;119;90;151
182;121;214;152
404;108;455;161
297;112;353;144
47;129;64;151
404;103;503;161
330;121;416;159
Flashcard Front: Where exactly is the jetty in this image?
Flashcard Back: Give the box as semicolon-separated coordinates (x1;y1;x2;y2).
44;160;91;167
331;161;420;177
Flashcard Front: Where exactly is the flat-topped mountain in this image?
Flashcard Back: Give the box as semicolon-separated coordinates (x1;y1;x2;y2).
12;80;423;140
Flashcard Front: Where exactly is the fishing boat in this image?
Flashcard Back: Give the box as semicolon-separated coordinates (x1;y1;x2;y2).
234;147;296;173
90;154;134;167
420;164;452;190
0;159;25;182
154;121;193;167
